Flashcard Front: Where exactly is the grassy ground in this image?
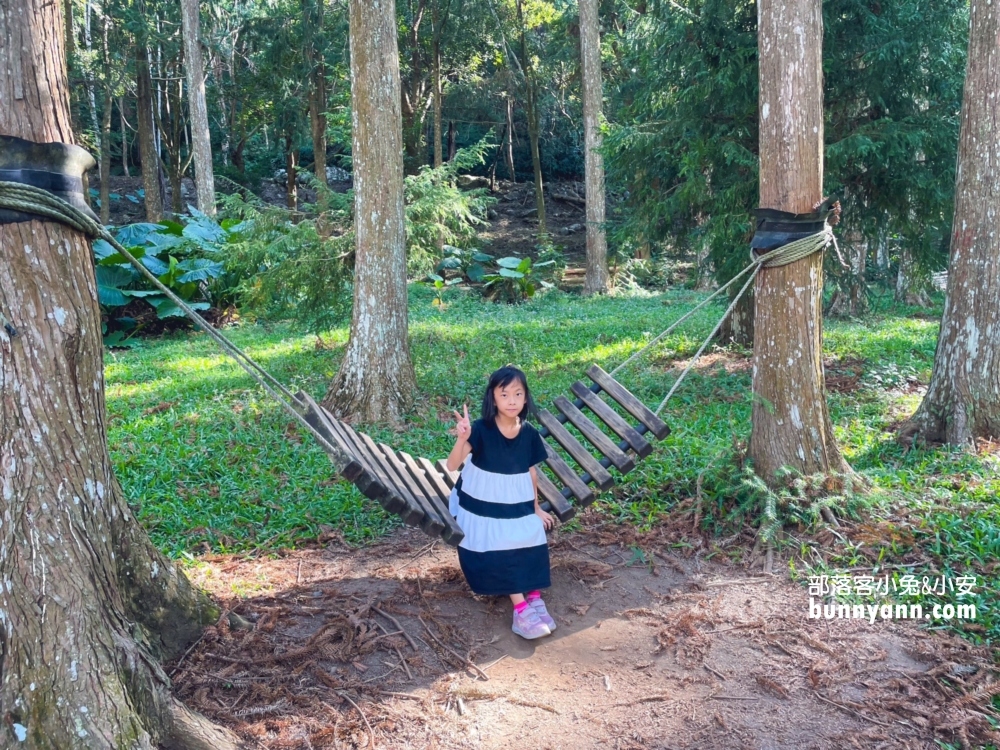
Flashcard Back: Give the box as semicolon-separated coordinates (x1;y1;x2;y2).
106;283;999;647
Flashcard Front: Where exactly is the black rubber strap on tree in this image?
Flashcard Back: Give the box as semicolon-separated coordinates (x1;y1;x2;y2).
0;135;98;224
751;196;837;254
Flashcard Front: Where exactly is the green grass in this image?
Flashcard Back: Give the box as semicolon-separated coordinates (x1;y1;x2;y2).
107;284;999;644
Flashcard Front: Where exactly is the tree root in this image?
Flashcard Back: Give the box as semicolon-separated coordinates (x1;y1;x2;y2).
164;699;252;750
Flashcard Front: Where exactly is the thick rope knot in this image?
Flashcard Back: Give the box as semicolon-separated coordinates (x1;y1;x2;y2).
753;227;834;268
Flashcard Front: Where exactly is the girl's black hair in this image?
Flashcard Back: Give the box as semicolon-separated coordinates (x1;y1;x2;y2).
481;365;537;425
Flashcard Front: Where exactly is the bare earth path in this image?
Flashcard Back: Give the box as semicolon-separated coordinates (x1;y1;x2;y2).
174;524;997;749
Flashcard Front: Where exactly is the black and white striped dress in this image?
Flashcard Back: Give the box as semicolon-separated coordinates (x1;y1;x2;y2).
449;418;551;596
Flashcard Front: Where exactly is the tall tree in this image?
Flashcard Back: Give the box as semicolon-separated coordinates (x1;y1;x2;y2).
304;0;329;186
748;0;851;481
181;0;217;214
135;39;164;221
579;0;609;294
0;0;242;745
514;0;547;234
903;0;1000;445
323;0;417;423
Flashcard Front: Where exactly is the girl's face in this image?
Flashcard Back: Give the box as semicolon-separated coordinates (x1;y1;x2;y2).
493;380;526;421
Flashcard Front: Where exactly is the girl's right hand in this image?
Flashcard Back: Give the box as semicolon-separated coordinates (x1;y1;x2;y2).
452;404;471;443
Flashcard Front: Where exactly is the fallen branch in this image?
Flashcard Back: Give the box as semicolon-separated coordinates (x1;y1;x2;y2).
372;606;419;651
812;691;892;728
337;692;377;750
418;616;490;681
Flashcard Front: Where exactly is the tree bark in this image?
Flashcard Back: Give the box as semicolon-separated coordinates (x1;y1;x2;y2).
181;0;217;215
718;289;754;346
323;0;417;424
135;43;163;221
579;0;609;294
0;2;241;746
286;133;298;210
120;96;131;177
99;14;113;225
431;1;443;169
505;96;516;181
903;0;1000;446
516;0;546;235
748;0;850;482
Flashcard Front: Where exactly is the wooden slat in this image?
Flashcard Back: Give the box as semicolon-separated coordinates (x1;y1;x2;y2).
318;409;403;514
435;459;460;489
570;382;653;458
340;424;422;525
297;393;365;481
417;457;464;546
353;430;426;527
534;470;575;522
585;365;671;440
543;444;594;505
537;409;614;491
553;395;636;473
392;449;447;537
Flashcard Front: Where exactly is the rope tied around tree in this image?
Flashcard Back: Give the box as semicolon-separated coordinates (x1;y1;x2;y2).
610;210;837;417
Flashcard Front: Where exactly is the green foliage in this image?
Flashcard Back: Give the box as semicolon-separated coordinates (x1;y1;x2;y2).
218;189;355;332
404;138;498;276
604;0;968;287
94;210;233;339
481;255;556;303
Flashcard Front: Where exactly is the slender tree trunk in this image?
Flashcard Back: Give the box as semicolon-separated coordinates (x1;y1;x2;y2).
181;0;217;215
286;134;298;210
718;290;754;346
120;97;131;177
135;43;163;221
580;0;609;294
447;119;457;160
432;10;443;168
84;0;102;174
516;0;546;234
748;0;850;482
505;96;516;181
0;2;242;746
827;231;868;317
99;14;113;225
305;0;328;186
903;0;1000;446
324;0;417;424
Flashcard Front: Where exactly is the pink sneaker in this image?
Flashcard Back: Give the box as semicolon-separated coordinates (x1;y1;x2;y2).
529;597;557;632
512;605;551;639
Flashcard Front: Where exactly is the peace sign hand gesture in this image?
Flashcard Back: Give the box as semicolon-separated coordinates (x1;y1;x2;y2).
452;404;472;443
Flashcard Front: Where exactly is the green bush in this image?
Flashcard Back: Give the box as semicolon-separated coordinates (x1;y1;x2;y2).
94;209;235;343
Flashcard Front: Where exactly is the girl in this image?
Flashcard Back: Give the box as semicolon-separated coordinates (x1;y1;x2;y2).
446;365;556;640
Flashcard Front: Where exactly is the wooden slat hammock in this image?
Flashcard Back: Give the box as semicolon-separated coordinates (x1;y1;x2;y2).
297;364;671;547
0;174;835;549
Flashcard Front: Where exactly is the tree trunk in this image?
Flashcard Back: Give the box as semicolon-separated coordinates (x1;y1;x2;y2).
306;0;328;186
0;2;242;746
99;14;113;225
135;43;163;221
827;231;868;317
505;97;516;181
83;0;102;174
286;134;298;210
903;0;1000;446
432;4;443;169
324;0;417;424
516;0;546;235
748;0;850;482
447;119;457;161
120;97;131;177
181;0;217;215
895;248;931;306
718;289;754;346
580;0;609;294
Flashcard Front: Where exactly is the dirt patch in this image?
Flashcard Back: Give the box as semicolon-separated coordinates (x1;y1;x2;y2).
173;524;999;749
823;356;867;394
655;351;753;376
479;180;588;264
